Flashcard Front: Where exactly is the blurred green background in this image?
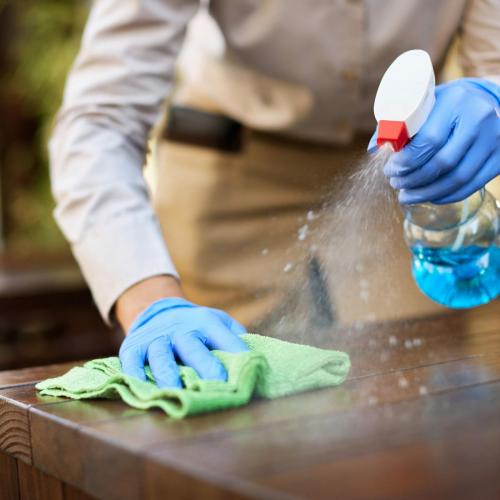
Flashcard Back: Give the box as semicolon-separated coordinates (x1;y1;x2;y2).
0;0;88;255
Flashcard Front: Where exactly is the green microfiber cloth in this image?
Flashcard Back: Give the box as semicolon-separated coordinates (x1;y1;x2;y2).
36;334;350;419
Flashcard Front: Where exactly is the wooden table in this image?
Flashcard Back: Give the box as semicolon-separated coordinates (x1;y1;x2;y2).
1;299;500;500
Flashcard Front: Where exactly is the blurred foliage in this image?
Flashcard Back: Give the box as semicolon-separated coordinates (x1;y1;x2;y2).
0;0;88;253
7;0;88;146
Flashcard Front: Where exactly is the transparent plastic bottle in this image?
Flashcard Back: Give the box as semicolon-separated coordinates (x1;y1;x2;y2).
404;189;500;308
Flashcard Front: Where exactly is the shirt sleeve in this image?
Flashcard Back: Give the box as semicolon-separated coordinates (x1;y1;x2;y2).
459;0;500;85
49;0;199;323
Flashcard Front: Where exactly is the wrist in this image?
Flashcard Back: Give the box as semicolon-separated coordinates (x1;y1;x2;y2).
115;275;184;332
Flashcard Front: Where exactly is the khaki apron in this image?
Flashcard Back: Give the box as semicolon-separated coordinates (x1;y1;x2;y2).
152;127;445;330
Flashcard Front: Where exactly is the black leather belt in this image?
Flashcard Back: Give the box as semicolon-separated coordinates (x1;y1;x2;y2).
163;105;244;153
164;105;372;155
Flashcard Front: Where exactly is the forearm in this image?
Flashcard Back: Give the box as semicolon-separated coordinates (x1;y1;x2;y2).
115;275;185;332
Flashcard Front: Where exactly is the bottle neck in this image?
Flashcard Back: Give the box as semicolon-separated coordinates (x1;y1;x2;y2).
404;190;484;231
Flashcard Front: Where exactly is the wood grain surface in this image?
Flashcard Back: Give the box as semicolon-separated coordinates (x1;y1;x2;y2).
0;299;499;499
0;450;19;499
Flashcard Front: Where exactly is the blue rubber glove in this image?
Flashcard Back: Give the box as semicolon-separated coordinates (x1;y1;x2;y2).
119;298;248;388
368;78;500;204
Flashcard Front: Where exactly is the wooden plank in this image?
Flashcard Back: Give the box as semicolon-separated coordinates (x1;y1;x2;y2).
0;390;34;464
325;304;500;378
62;484;96;500
17;459;64;500
79;427;144;500
0;450;20;500
261;300;500;380
0;454;92;500
29;399;144;499
30;401;263;500
21;349;500;499
144;458;282;500
29;411;82;493
0;385;66;463
258;425;500;500
145;379;500;484
28;349;498;449
0;362;85;390
75;350;500;453
32;401;266;500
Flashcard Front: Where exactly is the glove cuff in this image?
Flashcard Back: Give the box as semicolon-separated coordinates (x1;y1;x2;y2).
129;297;196;332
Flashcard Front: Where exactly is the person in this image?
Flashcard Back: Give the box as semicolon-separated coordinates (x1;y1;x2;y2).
50;0;500;389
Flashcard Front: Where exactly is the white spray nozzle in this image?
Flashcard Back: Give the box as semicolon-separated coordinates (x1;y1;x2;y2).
374;49;436;151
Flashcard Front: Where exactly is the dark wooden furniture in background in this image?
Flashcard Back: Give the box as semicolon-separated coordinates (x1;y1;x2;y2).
1;299;500;499
0;254;121;370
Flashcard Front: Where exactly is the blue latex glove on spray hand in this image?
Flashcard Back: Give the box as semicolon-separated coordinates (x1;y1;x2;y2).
119;298;248;388
368;78;500;204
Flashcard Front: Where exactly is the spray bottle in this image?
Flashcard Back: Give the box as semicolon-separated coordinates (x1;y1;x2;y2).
373;49;499;308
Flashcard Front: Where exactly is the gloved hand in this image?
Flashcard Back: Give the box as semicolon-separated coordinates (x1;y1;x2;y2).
368;78;500;204
119;297;248;388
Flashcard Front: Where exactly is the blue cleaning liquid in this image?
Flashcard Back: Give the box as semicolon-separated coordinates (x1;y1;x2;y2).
411;245;500;308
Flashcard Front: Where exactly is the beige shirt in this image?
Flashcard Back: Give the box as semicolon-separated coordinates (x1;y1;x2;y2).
49;0;500;321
